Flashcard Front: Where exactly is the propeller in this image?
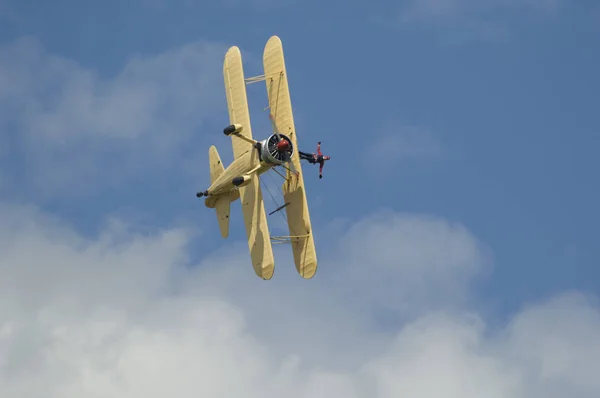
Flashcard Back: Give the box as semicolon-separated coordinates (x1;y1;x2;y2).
268;113;298;176
266;134;292;163
268;113;282;143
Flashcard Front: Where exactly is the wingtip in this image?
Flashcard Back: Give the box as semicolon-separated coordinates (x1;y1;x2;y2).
299;265;317;279
220;226;229;239
256;262;275;280
226;45;241;55
265;35;283;51
224;46;242;66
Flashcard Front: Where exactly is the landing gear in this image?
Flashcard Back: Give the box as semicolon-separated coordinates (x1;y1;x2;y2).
196;190;208;197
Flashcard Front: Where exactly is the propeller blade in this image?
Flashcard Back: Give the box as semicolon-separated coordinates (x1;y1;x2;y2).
268;113;282;142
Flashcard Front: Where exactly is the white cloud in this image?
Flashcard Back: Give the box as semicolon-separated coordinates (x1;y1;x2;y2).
0;0;17;21
0;36;227;197
502;292;600;396
401;0;560;21
393;0;561;41
365;125;442;172
327;211;488;314
142;0;295;11
1;202;598;397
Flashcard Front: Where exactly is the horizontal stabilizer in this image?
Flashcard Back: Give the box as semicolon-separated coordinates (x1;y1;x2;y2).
215;194;231;238
209;145;225;184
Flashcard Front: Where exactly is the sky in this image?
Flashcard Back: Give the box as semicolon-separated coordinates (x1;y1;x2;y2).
1;0;599;396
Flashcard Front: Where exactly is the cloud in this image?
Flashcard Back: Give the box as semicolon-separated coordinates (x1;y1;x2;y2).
0;36;227;198
401;0;559;20
0;0;17;20
365;293;600;398
1;202;598;397
142;0;294;11
328;211;488;313
392;0;561;41
365;125;442;172
502;292;600;396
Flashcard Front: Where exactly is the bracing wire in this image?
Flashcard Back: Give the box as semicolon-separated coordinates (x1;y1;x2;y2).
259;171;288;225
267;171;289;225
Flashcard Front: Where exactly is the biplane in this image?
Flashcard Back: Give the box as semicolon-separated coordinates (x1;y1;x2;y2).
196;36;317;280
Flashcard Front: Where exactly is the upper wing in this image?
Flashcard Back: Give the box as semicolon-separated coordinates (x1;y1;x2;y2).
223;45;275;279
263;36;317;279
223;46;253;159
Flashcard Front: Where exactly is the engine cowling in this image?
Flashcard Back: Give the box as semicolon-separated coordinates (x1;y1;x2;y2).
223;124;243;136
259;133;294;165
232;174;252;187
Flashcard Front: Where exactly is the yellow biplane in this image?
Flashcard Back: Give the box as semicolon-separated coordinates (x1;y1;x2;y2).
196;36;317;280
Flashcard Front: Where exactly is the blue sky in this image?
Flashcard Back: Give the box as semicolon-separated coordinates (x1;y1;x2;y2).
1;0;599;396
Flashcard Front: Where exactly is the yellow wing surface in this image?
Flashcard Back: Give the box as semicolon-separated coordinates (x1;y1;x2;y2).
223;46;275;280
209;145;230;238
263;36;317;279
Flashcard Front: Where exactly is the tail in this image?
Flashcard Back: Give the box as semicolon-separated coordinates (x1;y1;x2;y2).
209;145;225;184
209;146;231;239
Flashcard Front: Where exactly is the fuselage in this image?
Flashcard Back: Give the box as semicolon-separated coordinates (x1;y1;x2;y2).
206;148;271;196
202;132;294;209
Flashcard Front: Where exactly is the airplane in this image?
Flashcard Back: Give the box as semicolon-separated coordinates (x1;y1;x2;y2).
195;36;317;280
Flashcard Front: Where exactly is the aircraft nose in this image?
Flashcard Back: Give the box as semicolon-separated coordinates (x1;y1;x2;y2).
276;140;290;152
